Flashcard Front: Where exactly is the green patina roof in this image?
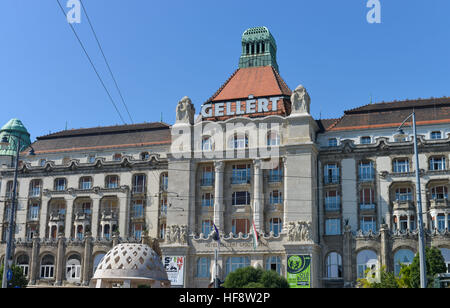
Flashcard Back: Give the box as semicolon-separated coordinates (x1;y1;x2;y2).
0;118;31;156
239;26;279;72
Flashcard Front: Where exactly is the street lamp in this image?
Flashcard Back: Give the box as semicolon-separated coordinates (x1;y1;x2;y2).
397;112;427;288
0;135;34;288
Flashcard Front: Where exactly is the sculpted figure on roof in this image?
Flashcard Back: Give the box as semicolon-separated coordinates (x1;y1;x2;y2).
176;96;195;125
290;85;311;115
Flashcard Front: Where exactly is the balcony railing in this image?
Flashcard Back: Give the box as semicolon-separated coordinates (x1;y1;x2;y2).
393;200;415;211
231;175;251;185
325;198;341;211
360;203;376;211
429;198;449;210
324;175;339;185
200;177;214;187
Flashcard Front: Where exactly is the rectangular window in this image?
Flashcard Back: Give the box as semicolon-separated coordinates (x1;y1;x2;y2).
201;193;214;207
324;164;339;184
265;256;282;275
225;256;250;276
360;136;371;144
360;216;377;233
132;200;144;218
268;167;283;183
132;174;146;193
160;197;168;216
28;203;40;221
325;190;340;211
201;166;214;186
54;178;66;191
201;220;212;236
431;131;442;140
132;223;143;240
430;157;446;171
232;219;250;235
328;138;338;147
396;188;413;201
269;190;283;205
196;257;211;278
106;175;119;189
232;191;251;206
393;159;410;173
231;164;251;184
325;219;341;235
30;180;42;197
359;161;374;181
431;186;448;200
360;188;375;210
269;218;283;236
80;177;92;190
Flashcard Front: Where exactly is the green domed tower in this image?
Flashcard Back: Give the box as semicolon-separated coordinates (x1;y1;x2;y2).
0;118;31;156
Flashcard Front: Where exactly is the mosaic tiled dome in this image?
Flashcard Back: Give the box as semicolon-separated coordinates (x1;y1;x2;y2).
93;244;168;282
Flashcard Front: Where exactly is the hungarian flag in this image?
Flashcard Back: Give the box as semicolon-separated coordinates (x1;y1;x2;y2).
212;222;220;244
252;221;259;250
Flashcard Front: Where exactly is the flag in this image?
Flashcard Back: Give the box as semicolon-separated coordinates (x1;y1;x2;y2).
212;222;220;244
252;221;259;250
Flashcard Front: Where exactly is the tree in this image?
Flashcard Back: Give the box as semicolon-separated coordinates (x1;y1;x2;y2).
223;267;289;288
357;265;399;288
0;264;28;288
409;247;447;288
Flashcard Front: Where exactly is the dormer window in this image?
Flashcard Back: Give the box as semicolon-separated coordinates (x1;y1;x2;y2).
113;153;122;161
328;138;338;147
360;136;371;144
431;131;442;140
140;152;149;161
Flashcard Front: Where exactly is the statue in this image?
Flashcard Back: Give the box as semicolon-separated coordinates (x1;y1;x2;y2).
287;220;313;242
176;96;195;125
290;85;311;115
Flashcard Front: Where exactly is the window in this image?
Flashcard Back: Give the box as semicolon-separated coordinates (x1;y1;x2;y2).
26;225;38;240
17;255;29;278
328;138;338;147
232;191;251;206
140;152;149;160
132;174;146;193
29;179;42;197
201;193;214;207
66;255;81;281
88;155;96;163
440;248;450;274
269;190;283;205
201;166;214;186
326;252;342;278
324;164;339;184
357;250;378;279
79;177;92;190
160;196;168;216
231;164;251;184
431;186;448;200
436;214;446;232
225;256;250;276
393;158;410;173
39;159;46;167
266;256;282;275
40;255;55;279
105;175;119;189
232;219;250;235
430;157;446;171
360;136;371;144
360;216;377;233
325;219;341;235
5;181;14;199
54;178;66;191
269;218;283;236
201;220;213;237
113;153;122;161
431;131;442;140
267;131;280;146
359;161;374;181
28;202;40;221
231;134;248;149
325;190;340;211
268;166;283;183
132;223;143;240
202;137;213;152
93;253;106;275
196;257;211;278
394;249;414;276
159;223;166;239
395;187;413;201
160;173;168;192
359;188;375;210
132;200;145;218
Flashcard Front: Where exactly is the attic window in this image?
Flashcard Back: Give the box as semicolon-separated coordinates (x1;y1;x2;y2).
261;42;265;53
246;44;250;55
431;131;442;140
113;153;122;161
328;138;338;147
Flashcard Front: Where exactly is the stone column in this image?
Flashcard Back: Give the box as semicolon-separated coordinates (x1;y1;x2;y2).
39;196;50;239
82;233;92;286
55;234;65;286
282;157;288;232
91;198;100;239
253;159;263;232
65;198;74;239
445;213;449;230
343;225;353;286
213;161;224;233
29;237;40;285
380;224;391;272
112;233;119;247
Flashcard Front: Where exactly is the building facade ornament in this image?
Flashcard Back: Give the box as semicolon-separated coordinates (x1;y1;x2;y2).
287;221;313;242
175;96;195;125
290;85;311;115
165;224;188;245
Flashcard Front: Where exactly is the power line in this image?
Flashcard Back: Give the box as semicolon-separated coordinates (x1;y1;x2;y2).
79;0;134;124
55;0;127;125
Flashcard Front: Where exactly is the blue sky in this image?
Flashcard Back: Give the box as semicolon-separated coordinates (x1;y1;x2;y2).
1;0;449;140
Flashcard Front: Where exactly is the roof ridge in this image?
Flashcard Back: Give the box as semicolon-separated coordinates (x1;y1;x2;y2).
271;66;292;96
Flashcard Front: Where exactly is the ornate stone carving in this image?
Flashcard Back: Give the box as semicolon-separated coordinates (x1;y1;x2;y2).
175;96;195;125
290;85;311;115
287;221;313;242
165;224;188;245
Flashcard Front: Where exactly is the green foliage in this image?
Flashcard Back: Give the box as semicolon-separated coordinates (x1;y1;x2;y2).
223;267;289;288
357;265;399;288
397;264;412;288
409;247;447;288
0;264;28;288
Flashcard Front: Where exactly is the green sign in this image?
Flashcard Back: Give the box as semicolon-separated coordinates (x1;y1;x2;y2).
287;255;311;288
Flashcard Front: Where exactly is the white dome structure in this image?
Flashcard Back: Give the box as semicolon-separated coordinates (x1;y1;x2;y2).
91;243;170;288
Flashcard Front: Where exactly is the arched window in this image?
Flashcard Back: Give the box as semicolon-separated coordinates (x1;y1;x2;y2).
326;252;342;278
40;255;55;279
16;254;30;278
66;254;82;281
357;250;378;279
93;253;106;275
202;137;213;152
394;249;415;276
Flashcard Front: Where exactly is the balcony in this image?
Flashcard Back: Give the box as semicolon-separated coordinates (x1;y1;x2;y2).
49;211;65;222
101;210;118;221
268;174;283;183
231;175;251;185
325;198;341;212
429;198;449;210
393;200;415;211
200;177;214;187
74;211;91;222
360;203;376;212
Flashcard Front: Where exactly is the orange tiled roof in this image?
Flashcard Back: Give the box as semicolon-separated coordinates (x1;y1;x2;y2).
206;66;292;103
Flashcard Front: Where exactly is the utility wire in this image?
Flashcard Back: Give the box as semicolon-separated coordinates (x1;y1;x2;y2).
56;0;127;125
79;0;134;124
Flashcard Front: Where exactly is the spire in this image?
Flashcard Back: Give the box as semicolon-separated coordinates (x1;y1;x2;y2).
0;118;31;156
238;27;279;72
